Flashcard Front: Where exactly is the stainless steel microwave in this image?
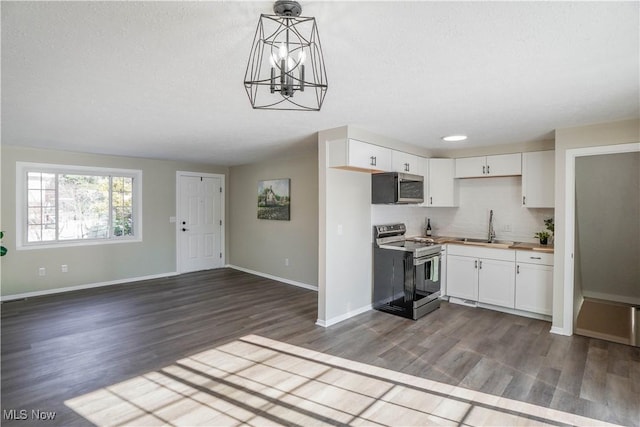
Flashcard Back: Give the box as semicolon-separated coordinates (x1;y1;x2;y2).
371;172;424;204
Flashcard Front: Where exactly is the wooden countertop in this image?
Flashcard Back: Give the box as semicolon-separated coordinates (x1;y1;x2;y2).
418;236;555;253
509;241;555;253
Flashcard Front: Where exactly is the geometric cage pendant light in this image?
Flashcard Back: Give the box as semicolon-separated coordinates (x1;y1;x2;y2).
244;0;328;111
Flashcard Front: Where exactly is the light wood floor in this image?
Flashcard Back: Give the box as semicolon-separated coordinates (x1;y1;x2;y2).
2;268;639;426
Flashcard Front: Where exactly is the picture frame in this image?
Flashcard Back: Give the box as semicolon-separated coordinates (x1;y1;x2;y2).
257;178;290;220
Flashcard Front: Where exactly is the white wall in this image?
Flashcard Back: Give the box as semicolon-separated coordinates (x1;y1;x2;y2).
372;176;553;243
553;118;640;335
318;126;424;326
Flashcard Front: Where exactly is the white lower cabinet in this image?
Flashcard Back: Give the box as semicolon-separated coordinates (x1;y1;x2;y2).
478;258;516;308
446;255;478;300
515;251;554;315
446;245;515;308
447;246;554;318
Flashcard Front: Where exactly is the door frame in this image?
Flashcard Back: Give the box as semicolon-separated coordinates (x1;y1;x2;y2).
176;171;226;274
563;142;640;335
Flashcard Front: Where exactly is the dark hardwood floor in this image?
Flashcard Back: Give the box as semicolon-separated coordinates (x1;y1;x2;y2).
1;268;639;426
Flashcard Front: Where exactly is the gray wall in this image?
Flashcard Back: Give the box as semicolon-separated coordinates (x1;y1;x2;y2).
1;145;228;297
228;146;318;287
575;152;640;304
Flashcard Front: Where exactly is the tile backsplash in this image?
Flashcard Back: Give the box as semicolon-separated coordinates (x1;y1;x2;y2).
372;176;554;243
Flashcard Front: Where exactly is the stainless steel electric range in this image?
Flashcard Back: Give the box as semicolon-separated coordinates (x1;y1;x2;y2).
373;223;442;320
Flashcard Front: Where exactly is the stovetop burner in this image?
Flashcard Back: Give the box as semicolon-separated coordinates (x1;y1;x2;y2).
406;236;437;244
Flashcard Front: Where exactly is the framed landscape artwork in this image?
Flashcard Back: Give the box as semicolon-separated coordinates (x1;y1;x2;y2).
257;178;290;220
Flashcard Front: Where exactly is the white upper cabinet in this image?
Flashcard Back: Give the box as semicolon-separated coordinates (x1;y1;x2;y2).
522;150;555;208
391;151;420;174
426;158;458;207
488;153;522;176
454;156;487;178
455;153;522;178
329;139;392;172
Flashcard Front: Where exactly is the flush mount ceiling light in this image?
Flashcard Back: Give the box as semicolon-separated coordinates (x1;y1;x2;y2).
442;135;468;142
244;0;328;111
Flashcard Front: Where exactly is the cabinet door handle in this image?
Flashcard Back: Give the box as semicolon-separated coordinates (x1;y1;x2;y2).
430;196;433;205
530;256;542;260
474;260;478;269
523;196;526;205
517;265;520;274
482;165;486;175
487;165;490;174
479;260;483;269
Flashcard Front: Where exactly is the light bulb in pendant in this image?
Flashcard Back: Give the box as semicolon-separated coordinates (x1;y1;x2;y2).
279;45;288;60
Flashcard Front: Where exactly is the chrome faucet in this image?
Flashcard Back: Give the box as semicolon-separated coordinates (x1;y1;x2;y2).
488;210;496;243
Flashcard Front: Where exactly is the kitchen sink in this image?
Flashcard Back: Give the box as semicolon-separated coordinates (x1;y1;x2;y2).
442;237;517;248
461;238;489;243
461;238;515;248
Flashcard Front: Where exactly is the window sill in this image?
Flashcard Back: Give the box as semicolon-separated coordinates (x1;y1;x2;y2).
16;237;142;251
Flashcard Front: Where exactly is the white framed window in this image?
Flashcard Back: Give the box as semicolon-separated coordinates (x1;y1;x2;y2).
16;162;142;250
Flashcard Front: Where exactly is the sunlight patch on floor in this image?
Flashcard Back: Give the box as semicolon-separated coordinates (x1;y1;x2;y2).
65;334;621;427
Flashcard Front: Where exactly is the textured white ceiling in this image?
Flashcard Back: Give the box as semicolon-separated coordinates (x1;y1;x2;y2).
2;1;638;166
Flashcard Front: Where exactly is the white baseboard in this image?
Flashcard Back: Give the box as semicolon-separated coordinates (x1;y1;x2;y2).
316;304;373;328
0;272;179;302
226;264;318;292
582;291;640;306
550;326;572;336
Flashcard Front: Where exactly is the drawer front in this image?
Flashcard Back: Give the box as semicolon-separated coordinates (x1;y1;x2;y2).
516;251;554;266
446;243;515;262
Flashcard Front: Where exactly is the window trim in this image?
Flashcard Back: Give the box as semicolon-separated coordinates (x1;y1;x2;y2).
16;162;143;250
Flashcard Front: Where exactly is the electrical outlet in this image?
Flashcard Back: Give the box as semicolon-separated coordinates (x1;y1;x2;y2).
337;224;343;235
38;267;46;276
61;265;68;273
285;258;289;267
503;224;512;232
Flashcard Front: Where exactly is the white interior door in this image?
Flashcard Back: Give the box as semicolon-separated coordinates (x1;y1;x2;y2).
178;174;223;273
